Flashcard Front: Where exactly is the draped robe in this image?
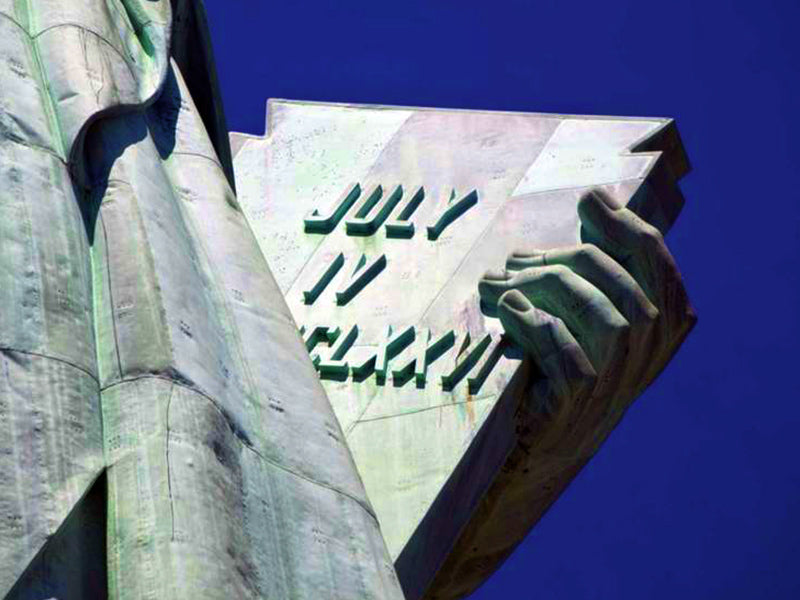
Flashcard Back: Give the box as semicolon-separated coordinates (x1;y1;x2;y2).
0;1;404;597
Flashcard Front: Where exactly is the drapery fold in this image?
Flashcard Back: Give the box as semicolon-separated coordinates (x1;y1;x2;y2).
0;2;404;597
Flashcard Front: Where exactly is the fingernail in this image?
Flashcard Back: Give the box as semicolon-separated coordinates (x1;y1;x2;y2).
511;248;544;259
483;268;510;281
578;191;615;228
500;289;531;313
590;189;621;210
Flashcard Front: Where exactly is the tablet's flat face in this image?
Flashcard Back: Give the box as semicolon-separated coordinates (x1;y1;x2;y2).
233;100;687;596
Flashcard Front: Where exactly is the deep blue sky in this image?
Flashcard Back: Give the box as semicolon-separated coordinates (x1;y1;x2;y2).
204;1;799;598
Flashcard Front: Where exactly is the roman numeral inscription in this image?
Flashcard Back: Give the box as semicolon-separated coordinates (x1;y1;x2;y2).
335;254;387;305
466;334;505;394
303;252;345;304
389;328;457;387
302;253;387;306
375;325;416;385
300;324;340;368
317;325;359;379
299;182;493;393
302;323;505;393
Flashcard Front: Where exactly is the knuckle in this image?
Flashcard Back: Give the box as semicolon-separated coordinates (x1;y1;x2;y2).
563;344;597;387
539;312;564;334
575;244;620;279
575;243;603;264
638;224;665;249
542;264;572;286
482;267;510;282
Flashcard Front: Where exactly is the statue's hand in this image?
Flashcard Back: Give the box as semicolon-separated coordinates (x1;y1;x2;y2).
478;189;696;456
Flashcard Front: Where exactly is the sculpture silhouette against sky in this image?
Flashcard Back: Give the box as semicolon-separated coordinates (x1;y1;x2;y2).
0;1;694;599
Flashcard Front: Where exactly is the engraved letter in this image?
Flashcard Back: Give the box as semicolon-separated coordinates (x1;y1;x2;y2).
304;183;361;233
300;324;340;367
335;253;387;305
441;332;492;391
303;252;344;304
318;325;359;380
375;325;415;385
427;189;479;240
466;334;505;393
346;184;404;236
385;186;425;239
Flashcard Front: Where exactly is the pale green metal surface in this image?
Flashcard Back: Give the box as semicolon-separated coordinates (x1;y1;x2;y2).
0;0;695;597
0;1;403;598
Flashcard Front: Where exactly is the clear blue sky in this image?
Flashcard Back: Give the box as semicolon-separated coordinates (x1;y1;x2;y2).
204;1;799;597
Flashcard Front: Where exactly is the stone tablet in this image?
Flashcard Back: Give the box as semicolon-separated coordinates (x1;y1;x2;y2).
232;100;690;598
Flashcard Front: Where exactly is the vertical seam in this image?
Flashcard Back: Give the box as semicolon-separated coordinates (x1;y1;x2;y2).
99;212;124;380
